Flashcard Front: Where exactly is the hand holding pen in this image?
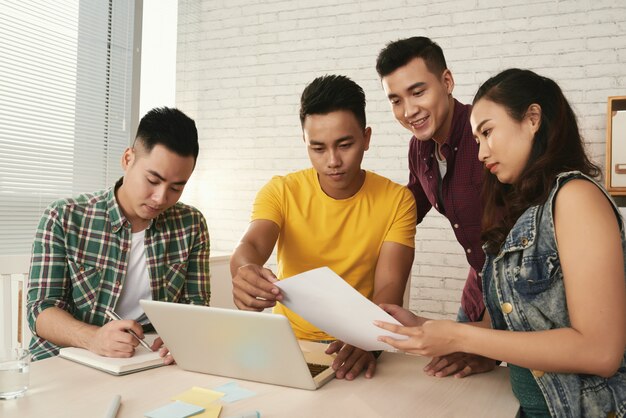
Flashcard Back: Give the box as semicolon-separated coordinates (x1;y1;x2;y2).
105;310;153;352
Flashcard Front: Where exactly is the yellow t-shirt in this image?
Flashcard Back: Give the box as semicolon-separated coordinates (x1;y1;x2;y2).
251;168;416;340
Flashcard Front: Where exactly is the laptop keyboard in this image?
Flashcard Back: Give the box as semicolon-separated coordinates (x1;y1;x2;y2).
307;362;330;377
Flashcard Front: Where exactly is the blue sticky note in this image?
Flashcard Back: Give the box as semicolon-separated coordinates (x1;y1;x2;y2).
145;400;205;418
212;382;256;403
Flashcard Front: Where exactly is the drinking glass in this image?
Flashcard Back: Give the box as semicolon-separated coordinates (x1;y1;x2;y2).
0;348;29;399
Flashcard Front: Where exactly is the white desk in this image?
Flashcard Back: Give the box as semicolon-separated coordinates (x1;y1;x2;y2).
1;345;519;418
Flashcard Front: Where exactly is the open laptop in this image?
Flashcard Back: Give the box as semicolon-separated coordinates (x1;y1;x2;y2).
140;300;336;390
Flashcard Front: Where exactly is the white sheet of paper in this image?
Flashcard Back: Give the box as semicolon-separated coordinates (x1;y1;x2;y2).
275;266;407;351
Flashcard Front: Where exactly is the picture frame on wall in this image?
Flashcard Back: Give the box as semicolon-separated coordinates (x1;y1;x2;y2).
605;96;626;196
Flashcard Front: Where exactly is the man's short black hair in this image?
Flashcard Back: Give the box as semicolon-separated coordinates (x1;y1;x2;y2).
299;75;366;129
376;36;448;78
134;107;199;160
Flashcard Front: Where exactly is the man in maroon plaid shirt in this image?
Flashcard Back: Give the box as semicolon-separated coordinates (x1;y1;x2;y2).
375;36;496;378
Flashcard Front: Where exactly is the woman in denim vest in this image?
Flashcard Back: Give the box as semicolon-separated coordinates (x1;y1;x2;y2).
376;69;626;418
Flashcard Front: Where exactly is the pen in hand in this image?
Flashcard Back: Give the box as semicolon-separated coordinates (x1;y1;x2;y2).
104;310;153;352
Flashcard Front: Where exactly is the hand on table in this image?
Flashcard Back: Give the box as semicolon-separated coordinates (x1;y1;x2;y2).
152;337;175;365
424;352;496;378
325;340;377;380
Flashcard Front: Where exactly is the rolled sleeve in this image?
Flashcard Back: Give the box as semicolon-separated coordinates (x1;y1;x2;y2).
27;206;73;336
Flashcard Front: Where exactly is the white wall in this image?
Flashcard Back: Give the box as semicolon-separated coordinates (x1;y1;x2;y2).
139;0;178;117
175;0;626;319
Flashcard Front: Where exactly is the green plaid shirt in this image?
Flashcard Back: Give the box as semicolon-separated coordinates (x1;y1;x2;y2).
27;179;210;361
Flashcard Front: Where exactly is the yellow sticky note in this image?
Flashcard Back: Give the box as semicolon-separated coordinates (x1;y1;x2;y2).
172;386;224;407
172;387;224;418
191;403;222;418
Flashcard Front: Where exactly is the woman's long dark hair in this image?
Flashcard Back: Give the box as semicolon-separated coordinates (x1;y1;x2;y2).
473;69;600;254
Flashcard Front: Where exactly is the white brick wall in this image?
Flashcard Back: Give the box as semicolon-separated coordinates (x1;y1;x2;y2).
175;0;626;319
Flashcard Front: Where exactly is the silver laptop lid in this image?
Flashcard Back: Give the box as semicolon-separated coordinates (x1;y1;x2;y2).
140;300;334;390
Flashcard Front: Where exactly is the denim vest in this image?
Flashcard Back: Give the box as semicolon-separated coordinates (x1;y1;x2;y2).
482;171;626;418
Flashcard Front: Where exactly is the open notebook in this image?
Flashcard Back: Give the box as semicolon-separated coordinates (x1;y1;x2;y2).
58;335;163;376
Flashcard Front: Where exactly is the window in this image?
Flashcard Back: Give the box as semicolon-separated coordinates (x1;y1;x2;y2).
0;0;140;255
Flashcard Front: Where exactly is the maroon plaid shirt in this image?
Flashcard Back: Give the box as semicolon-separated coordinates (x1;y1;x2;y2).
408;99;485;321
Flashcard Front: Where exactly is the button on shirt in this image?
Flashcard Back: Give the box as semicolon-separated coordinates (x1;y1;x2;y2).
408;99;486;321
27;179;211;361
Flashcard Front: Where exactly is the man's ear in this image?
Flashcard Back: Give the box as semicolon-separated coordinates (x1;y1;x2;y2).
441;69;455;96
363;126;372;151
121;147;135;170
526;103;542;135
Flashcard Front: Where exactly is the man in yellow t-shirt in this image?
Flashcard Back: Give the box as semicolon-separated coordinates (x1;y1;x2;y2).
230;75;416;381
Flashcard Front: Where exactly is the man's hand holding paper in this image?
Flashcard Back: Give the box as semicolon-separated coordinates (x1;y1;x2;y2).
274;267;407;352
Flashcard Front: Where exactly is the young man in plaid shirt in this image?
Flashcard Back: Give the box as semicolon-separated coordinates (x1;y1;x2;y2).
27;107;210;361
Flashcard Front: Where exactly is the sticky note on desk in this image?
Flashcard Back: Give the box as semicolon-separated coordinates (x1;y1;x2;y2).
172;386;224;406
189;405;222;418
172;387;223;418
212;382;256;403
144;400;204;418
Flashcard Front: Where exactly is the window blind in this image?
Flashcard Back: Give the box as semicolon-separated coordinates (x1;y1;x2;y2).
0;0;138;255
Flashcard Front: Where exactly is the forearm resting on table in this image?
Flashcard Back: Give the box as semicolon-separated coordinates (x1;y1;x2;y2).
35;306;98;350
